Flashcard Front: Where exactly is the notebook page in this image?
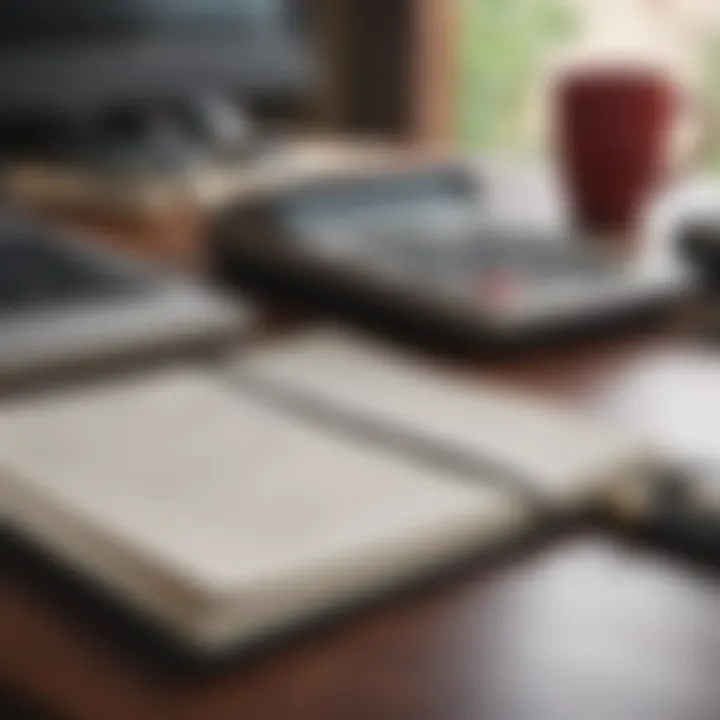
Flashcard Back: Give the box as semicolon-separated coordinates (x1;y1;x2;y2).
0;369;524;646
238;330;650;507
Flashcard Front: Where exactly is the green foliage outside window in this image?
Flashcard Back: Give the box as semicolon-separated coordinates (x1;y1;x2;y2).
703;38;720;169
458;0;577;153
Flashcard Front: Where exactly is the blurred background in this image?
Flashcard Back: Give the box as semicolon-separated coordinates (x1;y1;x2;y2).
1;2;719;719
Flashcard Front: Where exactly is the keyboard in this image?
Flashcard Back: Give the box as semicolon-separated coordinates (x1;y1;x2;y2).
302;219;619;289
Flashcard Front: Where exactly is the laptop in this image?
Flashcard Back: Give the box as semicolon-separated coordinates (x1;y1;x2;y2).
0;212;248;390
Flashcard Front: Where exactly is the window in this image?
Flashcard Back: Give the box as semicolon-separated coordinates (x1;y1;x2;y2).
458;0;576;153
458;0;720;165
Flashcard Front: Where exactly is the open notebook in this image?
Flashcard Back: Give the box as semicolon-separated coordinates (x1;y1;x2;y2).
1;332;655;655
0;370;526;654
236;329;655;511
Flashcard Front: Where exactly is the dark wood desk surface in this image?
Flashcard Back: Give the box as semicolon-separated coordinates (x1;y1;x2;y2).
1;204;718;720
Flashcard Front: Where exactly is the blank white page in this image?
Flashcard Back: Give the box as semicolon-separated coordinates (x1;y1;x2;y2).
238;330;651;508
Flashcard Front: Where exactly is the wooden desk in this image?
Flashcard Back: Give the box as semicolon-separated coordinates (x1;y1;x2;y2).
1;219;718;720
7;136;417;271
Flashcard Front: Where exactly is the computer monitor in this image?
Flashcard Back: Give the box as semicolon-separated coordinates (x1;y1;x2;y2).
0;0;312;110
0;0;314;164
